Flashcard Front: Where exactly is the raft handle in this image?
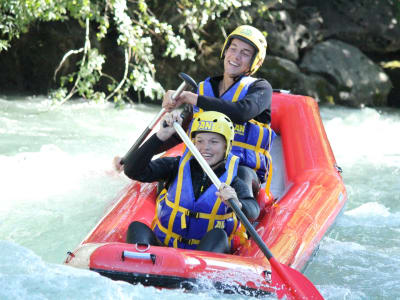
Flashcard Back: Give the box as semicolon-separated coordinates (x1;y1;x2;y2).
135;243;151;252
122;250;156;264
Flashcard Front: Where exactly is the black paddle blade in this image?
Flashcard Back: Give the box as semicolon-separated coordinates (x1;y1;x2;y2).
179;72;197;91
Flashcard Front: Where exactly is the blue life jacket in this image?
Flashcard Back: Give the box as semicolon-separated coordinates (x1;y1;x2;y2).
152;150;240;249
195;76;276;183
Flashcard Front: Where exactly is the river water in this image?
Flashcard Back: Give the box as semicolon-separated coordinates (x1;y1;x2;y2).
0;96;399;300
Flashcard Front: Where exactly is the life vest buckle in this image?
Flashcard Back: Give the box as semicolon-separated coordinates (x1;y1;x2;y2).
185;210;200;218
178;236;195;245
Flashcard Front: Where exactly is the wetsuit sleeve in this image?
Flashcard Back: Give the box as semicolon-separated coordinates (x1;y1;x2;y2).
231;177;260;222
123;133;180;183
196;79;272;124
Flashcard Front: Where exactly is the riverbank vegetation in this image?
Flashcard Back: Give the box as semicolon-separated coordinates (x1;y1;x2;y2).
1;0;264;105
1;0;399;107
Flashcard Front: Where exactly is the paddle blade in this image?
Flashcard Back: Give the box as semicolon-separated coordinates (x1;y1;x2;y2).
269;257;324;300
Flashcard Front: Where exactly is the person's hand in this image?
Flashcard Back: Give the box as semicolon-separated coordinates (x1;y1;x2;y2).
162;90;181;112
156;111;182;141
162;90;198;112
216;183;242;210
113;156;124;173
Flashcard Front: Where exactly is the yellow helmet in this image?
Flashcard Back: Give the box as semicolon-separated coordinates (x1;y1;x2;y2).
220;25;267;75
190;111;235;158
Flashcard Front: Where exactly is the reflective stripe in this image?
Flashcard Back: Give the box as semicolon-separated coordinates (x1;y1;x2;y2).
224;155;239;241
165;151;191;246
264;150;273;196
197;82;205;113
199;81;204;95
207;155;239;232
232;80;247;102
164;198;235;222
232;141;269;155
254;123;264;170
154;218;200;246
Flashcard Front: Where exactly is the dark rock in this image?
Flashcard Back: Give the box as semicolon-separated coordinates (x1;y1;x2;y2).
300;39;392;106
259;56;337;104
296;0;400;53
385;66;400;107
256;10;304;61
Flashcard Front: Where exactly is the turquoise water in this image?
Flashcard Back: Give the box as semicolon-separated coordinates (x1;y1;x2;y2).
0;96;399;299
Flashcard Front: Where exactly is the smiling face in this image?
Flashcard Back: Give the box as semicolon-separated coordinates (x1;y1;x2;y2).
194;132;227;167
223;38;255;78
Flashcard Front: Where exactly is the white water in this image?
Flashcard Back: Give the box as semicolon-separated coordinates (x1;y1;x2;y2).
1;96;399;299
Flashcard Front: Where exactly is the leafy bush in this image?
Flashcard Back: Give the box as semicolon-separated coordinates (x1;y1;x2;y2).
0;0;254;105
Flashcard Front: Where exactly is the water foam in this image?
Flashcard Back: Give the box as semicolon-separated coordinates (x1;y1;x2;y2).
321;107;400;168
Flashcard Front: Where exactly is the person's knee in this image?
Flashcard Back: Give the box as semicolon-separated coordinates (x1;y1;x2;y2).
210;228;228;240
197;228;229;253
127;221;149;235
126;221;159;245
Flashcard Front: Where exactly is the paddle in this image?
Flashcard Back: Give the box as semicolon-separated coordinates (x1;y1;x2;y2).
119;72;197;165
172;122;324;300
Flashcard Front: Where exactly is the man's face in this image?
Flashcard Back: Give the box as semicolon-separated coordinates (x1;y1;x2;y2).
223;38;255;78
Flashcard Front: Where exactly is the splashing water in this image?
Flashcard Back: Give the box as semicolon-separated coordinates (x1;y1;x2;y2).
1;96;399;299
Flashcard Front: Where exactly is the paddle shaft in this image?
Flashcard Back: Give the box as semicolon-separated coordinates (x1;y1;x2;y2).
173;122;324;300
173;122;273;259
120;80;188;165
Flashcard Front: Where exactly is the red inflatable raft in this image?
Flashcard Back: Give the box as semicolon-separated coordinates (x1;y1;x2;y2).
65;92;347;296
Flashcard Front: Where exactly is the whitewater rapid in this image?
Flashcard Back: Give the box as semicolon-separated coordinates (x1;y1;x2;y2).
1;96;399;299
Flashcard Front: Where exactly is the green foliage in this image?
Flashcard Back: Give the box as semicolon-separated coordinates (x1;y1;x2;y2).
394;0;400;21
0;0;253;104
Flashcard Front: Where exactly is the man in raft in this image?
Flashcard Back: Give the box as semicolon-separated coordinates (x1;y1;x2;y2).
123;111;260;253
162;25;275;192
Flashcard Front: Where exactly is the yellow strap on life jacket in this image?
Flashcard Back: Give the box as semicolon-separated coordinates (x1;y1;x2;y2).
154;218;201;247
256;120;273;195
164;151;192;246
207;155;239;235
232;141;270;155
264;150;273;197
151;189;167;230
164;197;235;229
199;79;245;103
232;80;247;102
197;82;205;113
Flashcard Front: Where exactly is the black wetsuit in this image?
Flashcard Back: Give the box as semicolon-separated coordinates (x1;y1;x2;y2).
123;133;260;253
